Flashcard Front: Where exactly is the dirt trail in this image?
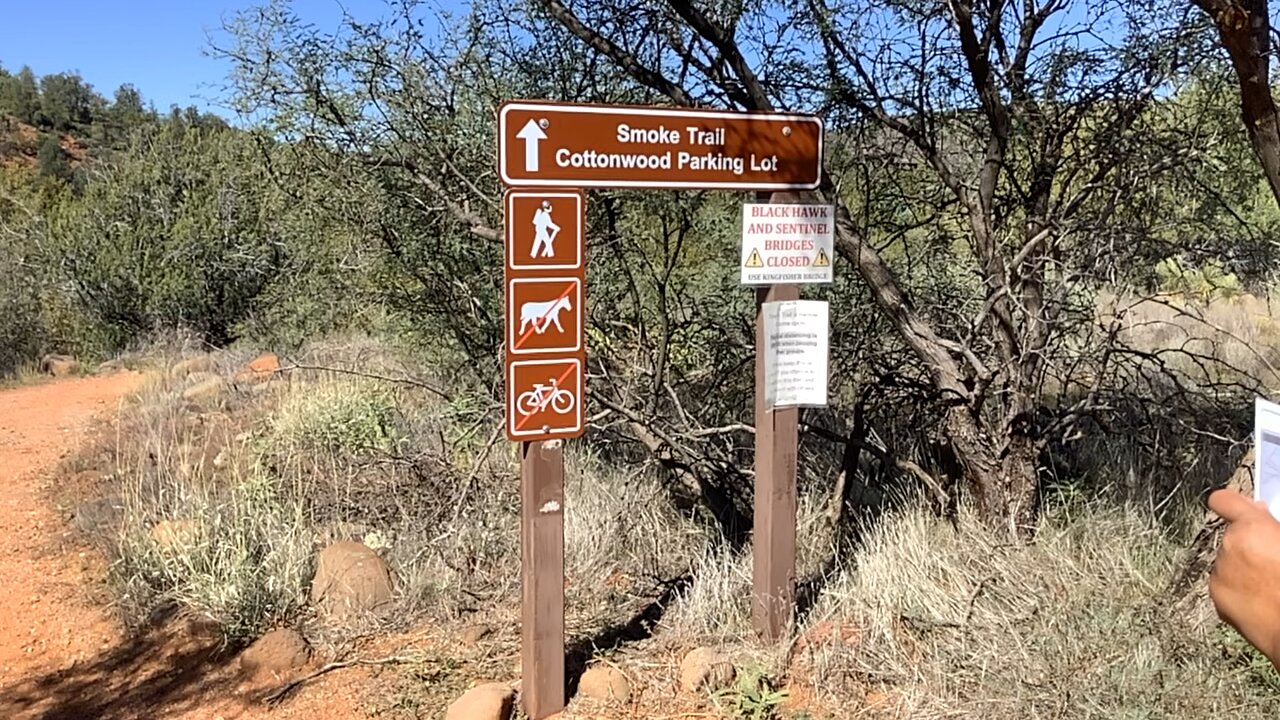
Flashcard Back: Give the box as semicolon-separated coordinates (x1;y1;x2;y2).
0;373;366;720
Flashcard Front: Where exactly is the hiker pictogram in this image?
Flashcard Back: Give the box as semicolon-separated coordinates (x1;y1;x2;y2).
508;358;582;438
531;201;561;258
506;191;583;271
508;277;582;355
745;248;764;267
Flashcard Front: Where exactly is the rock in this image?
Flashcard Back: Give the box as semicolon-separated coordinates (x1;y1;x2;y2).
171;354;217;380
680;647;736;694
182;376;226;403
149;519;198;551
444;682;515;720
578;665;631;702
234;352;281;385
310;540;394;620
97;359;127;374
239;628;310;674
40;354;80;377
461;624;493;646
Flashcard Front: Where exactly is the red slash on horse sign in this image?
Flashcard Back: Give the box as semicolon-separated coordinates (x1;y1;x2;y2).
507;278;582;355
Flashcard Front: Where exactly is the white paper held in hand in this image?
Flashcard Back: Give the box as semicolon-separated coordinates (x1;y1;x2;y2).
1253;397;1280;521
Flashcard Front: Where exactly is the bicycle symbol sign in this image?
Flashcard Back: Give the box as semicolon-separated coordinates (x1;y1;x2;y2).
508;358;582;439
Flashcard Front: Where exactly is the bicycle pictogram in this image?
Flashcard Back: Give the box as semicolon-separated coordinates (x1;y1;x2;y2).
516;377;576;416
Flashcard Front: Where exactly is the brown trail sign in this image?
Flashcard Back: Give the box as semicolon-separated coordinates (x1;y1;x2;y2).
499;101;823;190
499;101;824;719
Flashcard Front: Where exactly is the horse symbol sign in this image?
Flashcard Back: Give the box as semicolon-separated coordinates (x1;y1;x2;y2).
508;278;582;354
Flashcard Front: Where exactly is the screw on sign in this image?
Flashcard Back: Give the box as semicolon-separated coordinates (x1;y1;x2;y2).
508;358;582;439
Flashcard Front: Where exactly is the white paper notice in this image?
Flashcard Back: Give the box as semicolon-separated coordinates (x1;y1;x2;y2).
763;300;829;409
740;204;835;285
1254;397;1280;520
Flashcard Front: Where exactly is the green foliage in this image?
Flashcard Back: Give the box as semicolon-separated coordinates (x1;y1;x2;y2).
1154;254;1244;302
1219;626;1280;694
270;379;402;454
0;65;39;124
37;72;96;132
35;134;71;182
713;667;789;720
45;121;291;350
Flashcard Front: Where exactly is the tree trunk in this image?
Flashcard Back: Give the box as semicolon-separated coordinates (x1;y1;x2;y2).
1195;0;1280;208
943;406;1038;538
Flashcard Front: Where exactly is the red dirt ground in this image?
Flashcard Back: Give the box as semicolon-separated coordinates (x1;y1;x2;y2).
0;372;372;720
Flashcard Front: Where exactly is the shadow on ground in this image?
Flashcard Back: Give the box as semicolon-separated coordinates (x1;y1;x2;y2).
564;575;693;699
0;609;242;720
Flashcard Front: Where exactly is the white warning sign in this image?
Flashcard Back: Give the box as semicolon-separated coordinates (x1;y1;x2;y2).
763;300;829;409
740;203;835;285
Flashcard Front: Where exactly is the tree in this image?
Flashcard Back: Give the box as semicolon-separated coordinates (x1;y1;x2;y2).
110;84;146;128
212;0;1260;541
523;0;1230;535
36;135;71;182
0;66;40;124
1189;0;1280;208
38;73;95;131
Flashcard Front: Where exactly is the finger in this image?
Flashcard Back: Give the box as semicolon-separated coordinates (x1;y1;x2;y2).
1209;488;1263;523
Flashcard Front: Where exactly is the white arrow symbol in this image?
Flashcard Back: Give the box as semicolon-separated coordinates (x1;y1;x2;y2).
516;119;547;173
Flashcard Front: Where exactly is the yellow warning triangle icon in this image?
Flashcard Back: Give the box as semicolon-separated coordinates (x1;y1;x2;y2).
745;248;764;268
813;248;831;267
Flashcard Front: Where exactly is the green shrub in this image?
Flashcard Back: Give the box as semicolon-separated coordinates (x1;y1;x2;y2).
1156;254;1244;302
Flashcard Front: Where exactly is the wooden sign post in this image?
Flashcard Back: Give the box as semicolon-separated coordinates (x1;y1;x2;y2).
752;194;801;641
499;101;824;717
520;438;565;716
503;188;586;718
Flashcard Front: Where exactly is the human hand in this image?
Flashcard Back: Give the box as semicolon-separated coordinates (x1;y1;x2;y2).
1208;488;1280;669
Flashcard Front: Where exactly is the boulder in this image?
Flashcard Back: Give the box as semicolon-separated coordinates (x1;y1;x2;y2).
578;665;631;702
182;376;226;403
444;682;515;720
149;519;198;551
234;352;281;385
239;628;310;674
310;540;394;620
679;647;736;694
171;354;217;380
40;354;80;377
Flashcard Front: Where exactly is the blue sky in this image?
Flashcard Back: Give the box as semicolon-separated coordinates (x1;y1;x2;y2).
0;0;465;115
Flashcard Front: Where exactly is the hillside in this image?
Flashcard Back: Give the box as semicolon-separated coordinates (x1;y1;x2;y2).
0;115;87;171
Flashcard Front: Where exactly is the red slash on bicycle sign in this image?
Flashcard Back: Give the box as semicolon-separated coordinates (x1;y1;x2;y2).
508;358;582;439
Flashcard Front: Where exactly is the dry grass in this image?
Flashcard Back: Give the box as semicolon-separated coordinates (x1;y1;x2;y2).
69;330;1280;718
794;500;1280;718
90;336;720;650
1100;289;1280;390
